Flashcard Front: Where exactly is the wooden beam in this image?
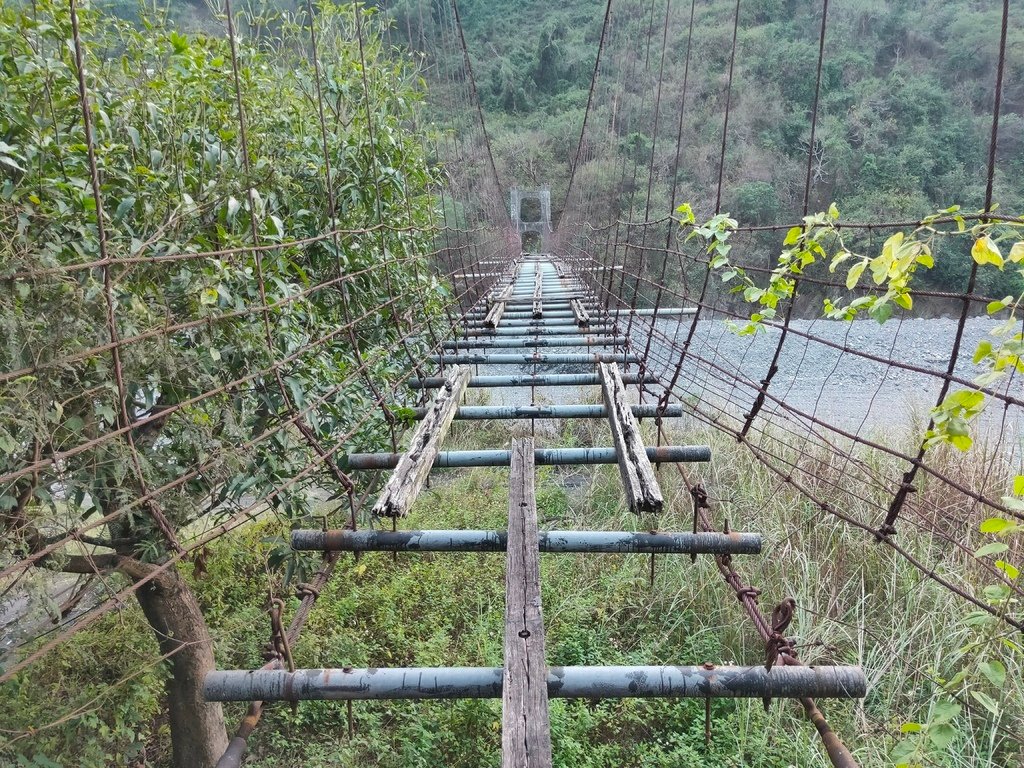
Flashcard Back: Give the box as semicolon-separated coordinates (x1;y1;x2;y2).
502;438;552;768
598;362;664;515
371;365;471;518
532;268;543;319
570;298;590;327
484;285;513;329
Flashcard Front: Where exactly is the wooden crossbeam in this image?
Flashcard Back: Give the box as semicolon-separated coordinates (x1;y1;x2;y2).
570;298;590;327
503;438;552;768
598;362;664;515
370;365;470;518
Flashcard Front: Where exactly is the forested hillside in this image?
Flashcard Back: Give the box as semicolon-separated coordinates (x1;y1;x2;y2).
445;0;1023;218
122;0;1024;239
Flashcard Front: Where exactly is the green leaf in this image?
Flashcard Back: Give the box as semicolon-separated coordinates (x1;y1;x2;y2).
894;292;913;310
869;299;893;324
971;236;1004;268
170;31;189;54
1013;475;1024;496
986;296;1012;314
890;738;921;767
974;542;1009;558
946;389;984;410
980;517;1014;534
846;261;866;290
0;153;25;174
783;226;802;245
114;196;136;221
931;698;960;724
973;340;993;363
285;377;305;408
978;660;1006;688
970;690;1000;717
1008;242;1024;264
200;288;218;306
927;723;957;749
994;560;1020;580
899;722;922;734
948;433;972;451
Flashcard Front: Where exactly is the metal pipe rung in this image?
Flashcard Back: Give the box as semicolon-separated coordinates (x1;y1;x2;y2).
441;336;627;349
340;445;711;469
406;404;684;420
291;529;762;554
428;353;639;365
410;373;657;389
463;325;615;337
204;665;867;702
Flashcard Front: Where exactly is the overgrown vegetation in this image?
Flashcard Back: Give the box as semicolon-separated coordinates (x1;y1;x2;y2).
3;412;1021;766
1;0;446;764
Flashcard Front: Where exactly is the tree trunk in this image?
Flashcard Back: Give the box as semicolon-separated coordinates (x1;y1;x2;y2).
132;561;229;768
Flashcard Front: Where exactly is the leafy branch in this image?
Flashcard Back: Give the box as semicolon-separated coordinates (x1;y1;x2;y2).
892;485;1023;767
677;203;1024;452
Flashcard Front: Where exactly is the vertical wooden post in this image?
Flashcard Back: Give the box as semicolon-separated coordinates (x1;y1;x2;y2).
503;438;552;768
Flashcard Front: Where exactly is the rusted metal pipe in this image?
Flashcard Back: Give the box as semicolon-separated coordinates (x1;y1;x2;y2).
290;528;762;554
406;403;683;420
205;665;867;703
442;336;626;348
410;373;657;388
341;445;711;470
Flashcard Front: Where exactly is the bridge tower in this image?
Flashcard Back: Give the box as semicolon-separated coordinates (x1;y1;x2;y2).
510;185;552;253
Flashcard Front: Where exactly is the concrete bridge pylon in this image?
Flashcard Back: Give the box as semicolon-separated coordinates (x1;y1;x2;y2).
510;185;552;253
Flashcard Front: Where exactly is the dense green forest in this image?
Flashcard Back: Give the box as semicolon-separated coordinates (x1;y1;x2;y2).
418;0;1024;300
447;0;1024;219
1;0;460;765
108;0;1024;235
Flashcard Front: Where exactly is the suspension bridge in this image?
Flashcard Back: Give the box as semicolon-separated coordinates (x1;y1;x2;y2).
204;246;865;767
1;0;1020;766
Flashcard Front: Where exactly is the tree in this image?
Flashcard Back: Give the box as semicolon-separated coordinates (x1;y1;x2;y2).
0;2;445;764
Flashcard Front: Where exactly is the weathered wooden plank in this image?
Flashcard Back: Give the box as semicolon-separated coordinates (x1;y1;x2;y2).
503;438;552;768
598;362;664;515
371;365;471;518
484;285;514;328
532;268;543;319
570;298;590;327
